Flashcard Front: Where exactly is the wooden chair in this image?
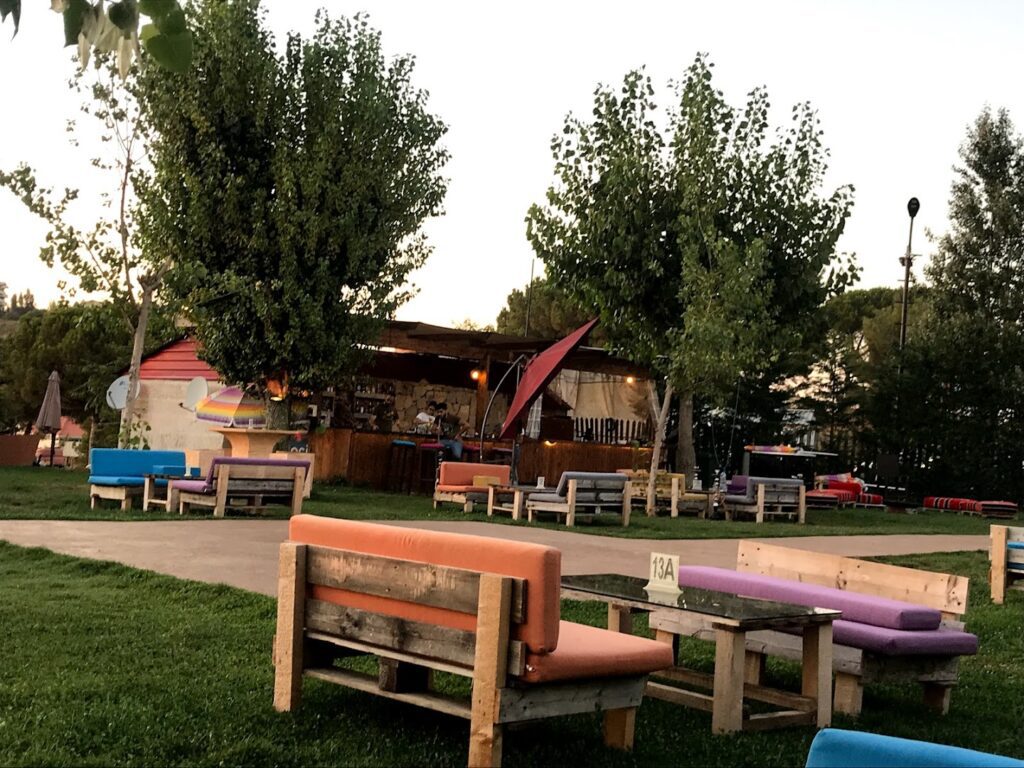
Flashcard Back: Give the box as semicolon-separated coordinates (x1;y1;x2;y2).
990;524;1024;604
525;472;632;527
723;476;806;523
177;461;306;518
274;516;672;767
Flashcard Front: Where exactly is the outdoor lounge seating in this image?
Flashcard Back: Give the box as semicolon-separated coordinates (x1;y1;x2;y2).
805;728;1024;768
433;461;511;513
990;524;1024;604
273;515;674;767
526;471;632;527
648;540;977;717
174;457;308;518
925;496;1019;519
722;475;806;523
616;469;711;517
88;448;191;510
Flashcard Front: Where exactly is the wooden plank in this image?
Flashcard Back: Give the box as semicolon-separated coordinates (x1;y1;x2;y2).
306;599;477;668
607;604;633;634
602;707;636;751
305;666;471;719
646;680;716;712
736;540;969;615
654;666;816;711
712;628;746;734
378;658;432;693
273;542;306;712
305;631;473;678
834;671;863;716
498;677;645;724
469;573;513;768
991;525;1008;604
743;710;816;731
305;546;526;624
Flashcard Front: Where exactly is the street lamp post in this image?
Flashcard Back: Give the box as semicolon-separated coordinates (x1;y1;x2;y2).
899;197;920;352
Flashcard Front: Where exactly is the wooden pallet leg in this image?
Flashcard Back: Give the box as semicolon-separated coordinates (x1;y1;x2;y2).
379;659;432;693
922;682;953;714
120;493;132;511
468;574;511;768
834;671;863;717
602;707;636;751
744;650;766;686
991;526;1007;604
90;493;98;510
273;543;306;712
607;604;633;634
802;622;833;728
712;628;746;734
655;629;680;663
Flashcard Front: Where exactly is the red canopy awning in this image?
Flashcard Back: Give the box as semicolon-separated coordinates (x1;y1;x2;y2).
498;319;598;439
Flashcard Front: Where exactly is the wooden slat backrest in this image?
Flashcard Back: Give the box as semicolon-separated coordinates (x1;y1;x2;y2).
215;463;304;481
297;545;527;674
1003;526;1024;566
736;540;969;616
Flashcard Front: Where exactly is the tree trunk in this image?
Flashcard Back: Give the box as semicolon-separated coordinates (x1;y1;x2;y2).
646;381;674;516
118;284;153;448
677;390;696;486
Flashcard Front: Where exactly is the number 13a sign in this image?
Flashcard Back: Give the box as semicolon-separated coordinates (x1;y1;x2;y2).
645;552;681;594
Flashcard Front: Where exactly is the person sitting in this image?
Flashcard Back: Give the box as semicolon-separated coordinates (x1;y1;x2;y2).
414;401;437;434
435;403;466;460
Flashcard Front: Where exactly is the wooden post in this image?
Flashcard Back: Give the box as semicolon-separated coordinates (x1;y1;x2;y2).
474;359;490;433
798;484;807;524
468;573;512;768
607;604;633;634
378;659;432;693
670;476;680;518
922;682;953;715
755;483;766;524
290;467;304;516
511;490;523;522
143;476;154;512
711;628;746;734
601;707;637;750
655;629;680;663
744;650;766;686
802;623;833;728
273;543;306;712
991;525;1008;604
214;464;230;518
833;671;863;717
565;479;577;527
621;481;632;527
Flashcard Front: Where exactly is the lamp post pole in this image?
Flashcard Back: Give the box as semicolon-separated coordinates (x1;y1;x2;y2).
899;197;920;353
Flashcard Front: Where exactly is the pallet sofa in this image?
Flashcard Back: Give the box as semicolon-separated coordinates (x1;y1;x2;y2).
273;515;673;767
616;469;712;518
807;475;884;509
525;472;632;527
990;524;1024;604
722;475;806;523
806;728;1024;768
173;457;308;518
648;540;977;717
433;461;511;513
925;496;1018;519
88;448;193;510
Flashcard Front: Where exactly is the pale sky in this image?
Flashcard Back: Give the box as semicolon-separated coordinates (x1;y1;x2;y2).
2;0;1022;326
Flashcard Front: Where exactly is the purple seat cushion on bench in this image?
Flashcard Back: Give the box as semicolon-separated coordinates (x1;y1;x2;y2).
171;479;212;494
677;566;942;631
831;620;978;656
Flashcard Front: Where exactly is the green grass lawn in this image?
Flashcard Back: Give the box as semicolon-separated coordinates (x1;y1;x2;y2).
0;544;1020;766
0;466;1004;539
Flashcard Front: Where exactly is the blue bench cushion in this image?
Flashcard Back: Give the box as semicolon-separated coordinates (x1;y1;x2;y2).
90;449;188;481
1007;542;1024;549
89;475;145;487
806;728;1024;767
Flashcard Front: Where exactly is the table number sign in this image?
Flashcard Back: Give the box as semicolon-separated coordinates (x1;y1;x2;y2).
645;552;682;595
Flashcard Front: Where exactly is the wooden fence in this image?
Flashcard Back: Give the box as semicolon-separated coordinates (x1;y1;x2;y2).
573;417;651;444
307;428;653;489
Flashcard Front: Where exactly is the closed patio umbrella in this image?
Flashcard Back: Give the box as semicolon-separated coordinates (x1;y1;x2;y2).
34;370;62;467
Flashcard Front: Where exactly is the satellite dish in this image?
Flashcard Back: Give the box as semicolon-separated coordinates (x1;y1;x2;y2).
182;377;208;412
105;376;140;411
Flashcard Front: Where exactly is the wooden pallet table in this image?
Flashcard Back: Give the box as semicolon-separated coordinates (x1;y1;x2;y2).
561;573;839;734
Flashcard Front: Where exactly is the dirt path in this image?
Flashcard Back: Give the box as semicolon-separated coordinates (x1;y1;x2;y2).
0;518;988;597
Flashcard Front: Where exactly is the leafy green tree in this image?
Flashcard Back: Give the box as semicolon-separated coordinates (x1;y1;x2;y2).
136;3;449;402
877;108;1024;499
1;57;170;446
527;56;855;501
495;277;595;339
0;301;173;436
1;0;192;74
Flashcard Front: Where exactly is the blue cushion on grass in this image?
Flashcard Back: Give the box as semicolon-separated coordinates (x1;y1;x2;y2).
806;729;1024;768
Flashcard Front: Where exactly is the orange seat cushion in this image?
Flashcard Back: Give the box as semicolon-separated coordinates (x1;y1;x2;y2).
435;484;486;494
522;621;675;683
288;515;560;653
438;462;510;487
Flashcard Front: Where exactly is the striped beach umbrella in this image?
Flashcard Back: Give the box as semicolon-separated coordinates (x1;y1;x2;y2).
194;386;266;427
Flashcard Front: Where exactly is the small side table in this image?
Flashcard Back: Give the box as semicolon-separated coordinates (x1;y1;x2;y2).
486;485;538;521
143;474;183;512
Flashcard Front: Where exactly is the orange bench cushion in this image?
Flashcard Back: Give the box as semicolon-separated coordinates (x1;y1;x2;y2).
288;515;560;654
438;462;510;487
435;484;487;494
522;621;675;683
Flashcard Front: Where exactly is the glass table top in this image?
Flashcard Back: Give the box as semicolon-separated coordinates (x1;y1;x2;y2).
561;573;840;623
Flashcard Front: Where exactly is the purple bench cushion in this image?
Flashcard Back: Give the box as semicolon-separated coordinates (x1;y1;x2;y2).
677;566;942;631
171;479;212;494
832;621;978;657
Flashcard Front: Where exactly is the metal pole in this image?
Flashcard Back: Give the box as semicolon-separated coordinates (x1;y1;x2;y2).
479;353;529;455
523;259;535;337
899;217;915;351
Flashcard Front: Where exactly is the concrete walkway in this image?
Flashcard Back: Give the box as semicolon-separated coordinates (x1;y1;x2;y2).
0;519;988;597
